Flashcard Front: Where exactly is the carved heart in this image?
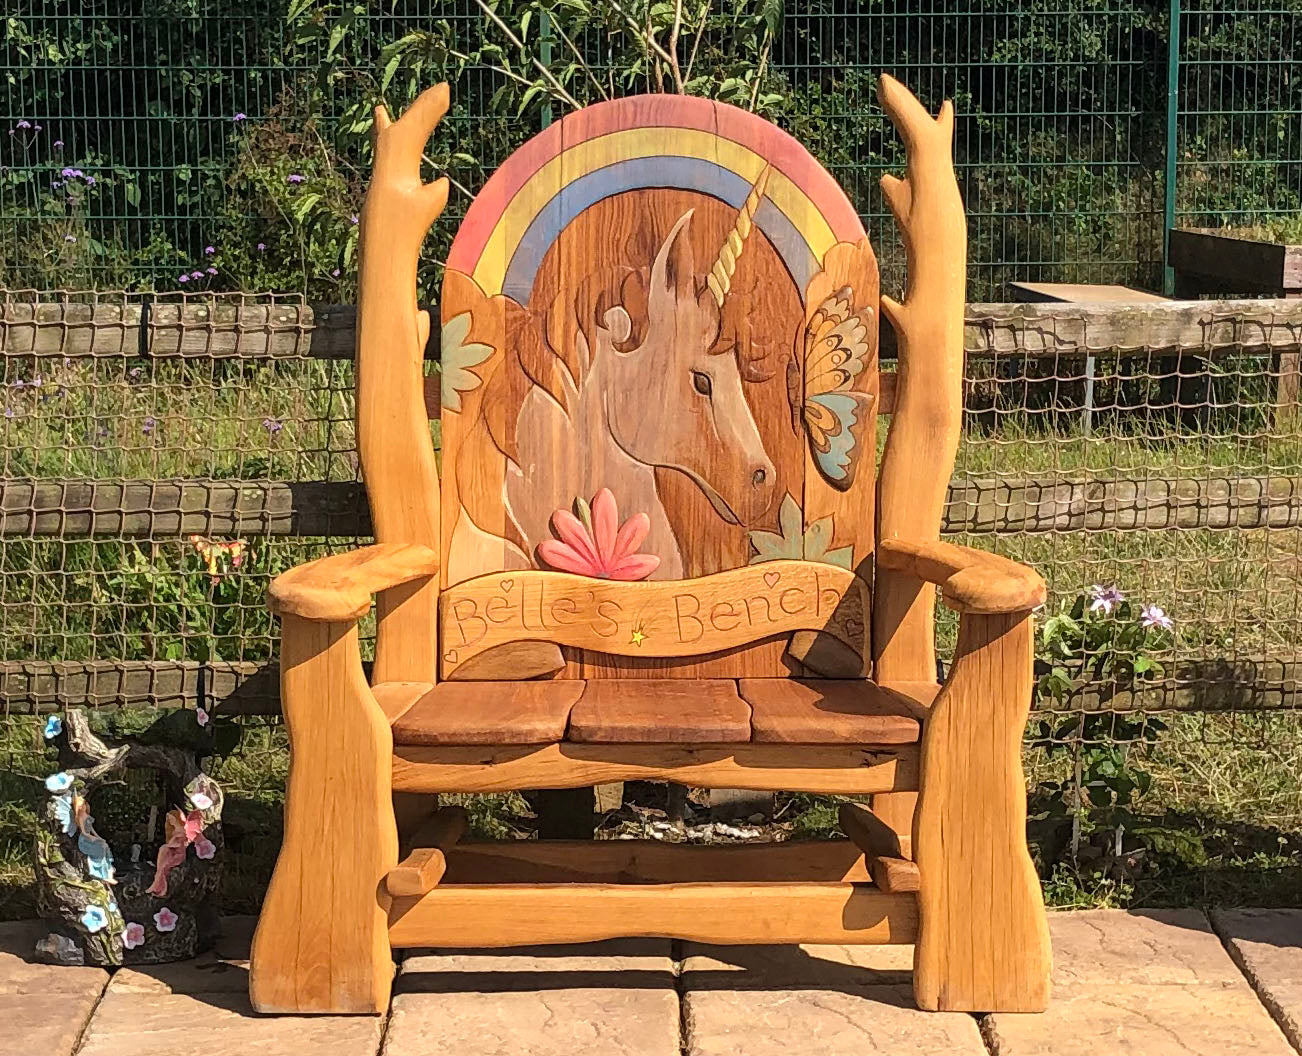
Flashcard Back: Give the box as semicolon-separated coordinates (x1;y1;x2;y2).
844;619;865;641
500;579;514;591
444;649;459;665
763;570;780;589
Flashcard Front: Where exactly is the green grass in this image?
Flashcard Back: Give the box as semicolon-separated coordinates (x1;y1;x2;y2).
0;350;1299;916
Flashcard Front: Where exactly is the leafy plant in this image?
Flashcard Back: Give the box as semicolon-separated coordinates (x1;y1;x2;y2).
1028;583;1176;887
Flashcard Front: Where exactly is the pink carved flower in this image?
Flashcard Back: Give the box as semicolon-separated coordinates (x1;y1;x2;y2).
122;922;146;949
536;488;659;581
153;907;178;933
193;836;216;860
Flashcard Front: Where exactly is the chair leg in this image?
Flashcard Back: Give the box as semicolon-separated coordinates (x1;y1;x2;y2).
913;610;1051;1013
250;616;399;1013
870;791;916;859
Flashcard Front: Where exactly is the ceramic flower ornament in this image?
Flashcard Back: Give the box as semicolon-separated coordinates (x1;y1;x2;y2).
80;905;108;933
536;489;659;581
45;771;73;793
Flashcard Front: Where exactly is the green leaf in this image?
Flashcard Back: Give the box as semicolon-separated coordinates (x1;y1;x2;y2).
286;0;317;23
326;21;349;59
380;52;403;92
291;191;321;223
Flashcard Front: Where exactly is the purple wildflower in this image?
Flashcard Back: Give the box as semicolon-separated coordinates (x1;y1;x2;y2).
1088;583;1125;615
53;139;63;149
189;270;204;280
63;234;76;243
52;180;61;189
206;266;217;275
61;167;74;177
232;112;247;122
3;407;11;419
349;214;358;225
262;417;283;435
256;242;266;251
15;120;30;130
204;245;215;255
85;175;95;186
330;268;340;277
33;124;41;132
286;173;305;184
178;274;189;283
127;367;142;383
142;416;156;436
1140;604;1173;632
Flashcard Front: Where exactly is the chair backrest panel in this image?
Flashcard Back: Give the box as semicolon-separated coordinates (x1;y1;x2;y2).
438;95;878;680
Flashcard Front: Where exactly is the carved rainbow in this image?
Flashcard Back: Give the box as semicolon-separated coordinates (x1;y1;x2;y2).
446;95;866;305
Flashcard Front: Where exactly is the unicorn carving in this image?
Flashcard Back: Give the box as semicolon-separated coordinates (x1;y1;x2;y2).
450;171;786;583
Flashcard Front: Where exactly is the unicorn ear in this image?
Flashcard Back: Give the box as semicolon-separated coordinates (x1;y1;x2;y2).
602;305;632;344
649;210;697;297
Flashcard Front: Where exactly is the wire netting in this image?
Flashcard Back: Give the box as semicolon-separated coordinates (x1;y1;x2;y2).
0;4;1299;884
3;4;1299;297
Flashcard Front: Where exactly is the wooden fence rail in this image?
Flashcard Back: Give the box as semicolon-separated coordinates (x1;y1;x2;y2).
3;655;1297;716
4;297;1302;360
1;474;1299;538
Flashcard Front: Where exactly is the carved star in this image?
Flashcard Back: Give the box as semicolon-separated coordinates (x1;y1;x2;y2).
629;625;647;647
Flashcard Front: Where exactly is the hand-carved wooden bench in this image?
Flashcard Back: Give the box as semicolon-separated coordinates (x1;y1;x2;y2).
249;75;1052;1017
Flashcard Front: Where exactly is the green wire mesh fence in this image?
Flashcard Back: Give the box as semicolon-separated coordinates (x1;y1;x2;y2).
0;3;1300;909
2;3;1299;297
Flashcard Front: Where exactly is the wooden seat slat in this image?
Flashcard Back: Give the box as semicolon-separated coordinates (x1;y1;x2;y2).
739;678;922;745
567;678;752;743
391;681;584;746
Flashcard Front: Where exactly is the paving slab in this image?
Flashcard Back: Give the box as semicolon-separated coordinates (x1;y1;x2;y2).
680;943;985;1056
77;989;385;1056
388;941;679;1056
986;909;1296;1056
0;920;108;1056
108;914;255;995
1212;909;1302;1052
984;982;1296;1056
680;942;914;988
1046;907;1245;986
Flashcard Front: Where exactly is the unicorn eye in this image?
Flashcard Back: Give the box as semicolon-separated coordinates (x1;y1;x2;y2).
691;370;713;399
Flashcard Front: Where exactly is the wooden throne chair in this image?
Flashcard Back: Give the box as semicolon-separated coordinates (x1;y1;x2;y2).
249;75;1051;1016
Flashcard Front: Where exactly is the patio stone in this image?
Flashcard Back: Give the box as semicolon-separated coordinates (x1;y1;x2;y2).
386;941;679;1056
1212;908;1302;1052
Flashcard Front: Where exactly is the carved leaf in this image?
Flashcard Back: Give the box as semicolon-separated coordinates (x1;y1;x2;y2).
440;311;495;413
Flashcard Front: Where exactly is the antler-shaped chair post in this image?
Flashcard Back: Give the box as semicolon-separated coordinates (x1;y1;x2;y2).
249;86;451;1014
874;74;966;684
358;84;449;685
874;76;1051;1012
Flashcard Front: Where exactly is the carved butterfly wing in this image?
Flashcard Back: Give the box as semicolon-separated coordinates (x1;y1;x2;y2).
799;287;874;489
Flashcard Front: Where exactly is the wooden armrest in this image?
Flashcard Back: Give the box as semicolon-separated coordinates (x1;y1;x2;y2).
877;538;1045;614
270;543;439;621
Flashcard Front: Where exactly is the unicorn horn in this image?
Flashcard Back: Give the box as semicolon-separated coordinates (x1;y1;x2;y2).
706;164;773;308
